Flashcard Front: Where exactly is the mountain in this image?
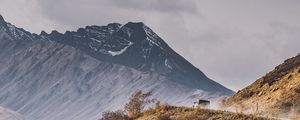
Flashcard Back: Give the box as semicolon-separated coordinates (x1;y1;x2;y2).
0;15;233;120
224;54;300;116
0;106;24;120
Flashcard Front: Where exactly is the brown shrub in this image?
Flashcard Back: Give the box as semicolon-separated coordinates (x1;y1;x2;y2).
124;90;155;118
100;110;131;120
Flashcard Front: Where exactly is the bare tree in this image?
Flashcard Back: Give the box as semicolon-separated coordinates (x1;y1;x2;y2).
99;90;154;120
124;90;154;118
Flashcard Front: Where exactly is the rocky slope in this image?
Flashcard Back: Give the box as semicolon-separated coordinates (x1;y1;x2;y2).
0;15;233;120
224;54;300;116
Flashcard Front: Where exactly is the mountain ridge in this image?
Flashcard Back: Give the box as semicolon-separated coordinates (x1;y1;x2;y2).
0;15;233;120
0;15;232;93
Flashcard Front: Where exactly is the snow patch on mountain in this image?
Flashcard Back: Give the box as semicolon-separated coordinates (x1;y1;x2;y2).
108;42;133;56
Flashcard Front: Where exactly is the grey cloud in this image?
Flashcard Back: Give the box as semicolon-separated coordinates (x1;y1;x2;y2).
110;0;197;13
36;0;198;32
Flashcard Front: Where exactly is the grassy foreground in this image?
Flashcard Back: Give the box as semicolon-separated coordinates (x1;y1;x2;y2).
99;90;275;120
136;105;275;120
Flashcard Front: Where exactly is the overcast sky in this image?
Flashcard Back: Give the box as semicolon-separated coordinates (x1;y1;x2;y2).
1;0;300;91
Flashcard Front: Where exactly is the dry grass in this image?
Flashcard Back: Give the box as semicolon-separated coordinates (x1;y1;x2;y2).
136;104;274;120
100;95;276;120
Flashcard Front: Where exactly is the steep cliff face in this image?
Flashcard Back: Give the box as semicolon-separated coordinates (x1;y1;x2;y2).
0;15;233;120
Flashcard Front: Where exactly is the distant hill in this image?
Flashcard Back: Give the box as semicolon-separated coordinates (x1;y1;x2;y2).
224;54;300;117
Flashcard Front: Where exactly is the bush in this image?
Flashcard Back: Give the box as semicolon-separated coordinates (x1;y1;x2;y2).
124;90;155;118
155;102;174;113
100;110;131;120
99;90;155;120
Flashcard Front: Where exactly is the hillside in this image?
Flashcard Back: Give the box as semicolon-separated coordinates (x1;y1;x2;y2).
224;54;300;117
